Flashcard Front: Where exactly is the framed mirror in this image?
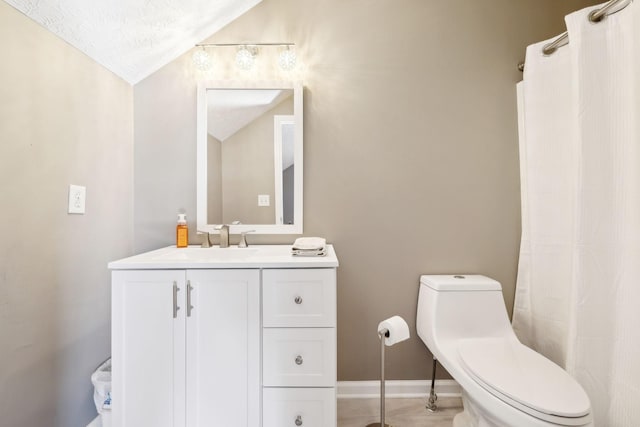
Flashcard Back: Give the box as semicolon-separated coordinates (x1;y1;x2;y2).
197;81;303;235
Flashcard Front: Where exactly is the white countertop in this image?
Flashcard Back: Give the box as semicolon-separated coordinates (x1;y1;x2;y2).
108;244;338;270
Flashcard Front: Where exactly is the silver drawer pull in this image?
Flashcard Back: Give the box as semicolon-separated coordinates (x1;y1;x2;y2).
295;415;303;426
294;296;303;305
295;355;303;365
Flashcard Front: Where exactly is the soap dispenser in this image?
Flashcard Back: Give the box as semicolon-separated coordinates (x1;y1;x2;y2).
176;214;188;248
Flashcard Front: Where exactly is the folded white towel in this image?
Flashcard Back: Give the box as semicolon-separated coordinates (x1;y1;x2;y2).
292;237;326;251
292;249;327;257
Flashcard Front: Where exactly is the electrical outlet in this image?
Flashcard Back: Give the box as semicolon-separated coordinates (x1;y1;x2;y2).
68;185;86;214
258;194;270;207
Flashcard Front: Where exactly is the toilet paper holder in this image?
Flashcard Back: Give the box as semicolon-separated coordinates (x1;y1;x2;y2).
366;316;410;427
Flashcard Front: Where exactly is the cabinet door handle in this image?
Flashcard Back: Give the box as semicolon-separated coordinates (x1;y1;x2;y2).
295;415;303;426
295;355;303;365
173;281;180;319
294;296;303;305
187;280;194;317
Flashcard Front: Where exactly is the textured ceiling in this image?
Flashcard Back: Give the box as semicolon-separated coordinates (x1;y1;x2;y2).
4;0;263;84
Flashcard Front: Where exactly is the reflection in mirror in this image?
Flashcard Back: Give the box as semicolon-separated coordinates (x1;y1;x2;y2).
197;81;303;235
207;89;292;225
274;115;295;225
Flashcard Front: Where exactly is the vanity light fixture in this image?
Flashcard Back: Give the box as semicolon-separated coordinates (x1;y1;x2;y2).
192;47;212;71
193;43;296;71
235;45;257;71
278;46;297;71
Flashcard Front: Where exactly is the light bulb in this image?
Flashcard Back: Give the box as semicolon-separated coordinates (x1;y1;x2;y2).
192;49;212;71
235;47;255;70
278;48;297;71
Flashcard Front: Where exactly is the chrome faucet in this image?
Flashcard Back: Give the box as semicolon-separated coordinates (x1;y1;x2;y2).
216;224;230;248
238;230;255;248
198;230;213;248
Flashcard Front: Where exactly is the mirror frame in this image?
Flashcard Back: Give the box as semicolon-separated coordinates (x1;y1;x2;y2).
196;80;304;235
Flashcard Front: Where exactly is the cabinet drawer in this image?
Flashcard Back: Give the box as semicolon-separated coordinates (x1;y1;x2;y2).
263;388;336;427
263;328;336;387
263;269;336;327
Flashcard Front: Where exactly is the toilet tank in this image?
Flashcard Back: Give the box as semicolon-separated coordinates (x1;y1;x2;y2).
416;275;514;353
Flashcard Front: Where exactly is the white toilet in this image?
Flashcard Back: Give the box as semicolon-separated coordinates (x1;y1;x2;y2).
416;275;593;427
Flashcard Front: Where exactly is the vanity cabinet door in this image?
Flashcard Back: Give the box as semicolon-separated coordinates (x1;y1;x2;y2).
112;270;187;427
185;269;261;427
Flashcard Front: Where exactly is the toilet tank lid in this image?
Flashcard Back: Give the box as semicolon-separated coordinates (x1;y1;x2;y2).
420;275;501;291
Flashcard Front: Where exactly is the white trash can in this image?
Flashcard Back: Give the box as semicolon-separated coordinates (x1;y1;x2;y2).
91;359;112;427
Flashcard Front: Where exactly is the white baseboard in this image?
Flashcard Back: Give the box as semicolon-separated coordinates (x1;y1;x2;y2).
337;380;461;399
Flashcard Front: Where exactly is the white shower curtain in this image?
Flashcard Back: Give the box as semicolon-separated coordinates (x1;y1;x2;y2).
513;2;640;426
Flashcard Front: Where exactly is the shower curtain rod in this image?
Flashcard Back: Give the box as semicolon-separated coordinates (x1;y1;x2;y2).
517;0;633;71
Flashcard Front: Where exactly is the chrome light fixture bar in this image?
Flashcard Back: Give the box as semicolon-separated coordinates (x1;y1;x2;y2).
195;42;295;47
193;43;297;71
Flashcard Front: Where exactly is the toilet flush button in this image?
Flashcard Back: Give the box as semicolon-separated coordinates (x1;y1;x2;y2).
454;275;465;279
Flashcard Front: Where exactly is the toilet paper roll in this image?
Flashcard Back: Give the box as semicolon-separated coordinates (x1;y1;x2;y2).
377;315;410;346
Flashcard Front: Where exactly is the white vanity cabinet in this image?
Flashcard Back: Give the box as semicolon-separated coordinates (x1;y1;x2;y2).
112;269;260;427
109;245;338;427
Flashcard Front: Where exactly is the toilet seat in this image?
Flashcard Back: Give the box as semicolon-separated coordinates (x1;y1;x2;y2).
458;337;591;426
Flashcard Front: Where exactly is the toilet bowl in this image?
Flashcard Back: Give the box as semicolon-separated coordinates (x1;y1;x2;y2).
416;275;593;427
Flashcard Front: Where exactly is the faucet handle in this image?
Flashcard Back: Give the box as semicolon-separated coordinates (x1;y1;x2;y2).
238;230;256;248
197;230;213;248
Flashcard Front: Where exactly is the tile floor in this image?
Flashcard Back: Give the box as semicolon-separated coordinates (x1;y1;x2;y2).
338;396;462;427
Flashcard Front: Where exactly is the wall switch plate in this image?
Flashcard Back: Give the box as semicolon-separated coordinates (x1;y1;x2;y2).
258;194;270;207
68;185;86;214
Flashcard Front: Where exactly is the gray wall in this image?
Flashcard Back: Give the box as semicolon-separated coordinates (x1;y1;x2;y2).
134;0;597;381
0;2;134;426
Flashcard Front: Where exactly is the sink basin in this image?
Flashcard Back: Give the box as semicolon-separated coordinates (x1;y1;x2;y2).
152;247;260;262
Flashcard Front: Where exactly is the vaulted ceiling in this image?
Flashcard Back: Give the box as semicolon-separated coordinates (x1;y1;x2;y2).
3;0;263;84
